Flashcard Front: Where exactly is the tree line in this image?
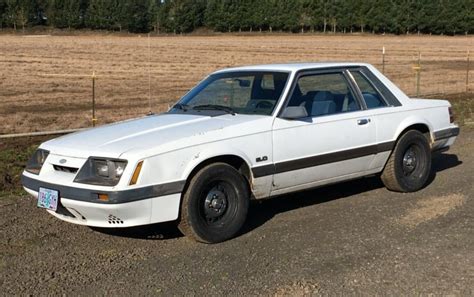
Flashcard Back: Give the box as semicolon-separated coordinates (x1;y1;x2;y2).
0;0;472;35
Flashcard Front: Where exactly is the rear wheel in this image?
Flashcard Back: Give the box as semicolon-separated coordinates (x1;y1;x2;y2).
381;130;431;192
178;163;249;243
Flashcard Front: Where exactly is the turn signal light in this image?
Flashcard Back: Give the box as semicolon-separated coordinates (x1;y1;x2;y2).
129;161;143;185
98;194;109;202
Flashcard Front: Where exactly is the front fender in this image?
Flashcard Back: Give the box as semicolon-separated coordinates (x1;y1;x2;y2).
133;130;273;191
180;146;255;181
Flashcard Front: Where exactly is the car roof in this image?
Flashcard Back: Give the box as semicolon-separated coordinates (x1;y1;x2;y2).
212;62;371;74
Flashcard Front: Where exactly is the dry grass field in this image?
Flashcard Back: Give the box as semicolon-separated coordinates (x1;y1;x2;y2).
0;34;473;134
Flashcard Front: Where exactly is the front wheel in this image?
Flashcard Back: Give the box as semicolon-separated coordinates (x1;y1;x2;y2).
381;130;432;192
178;163;249;243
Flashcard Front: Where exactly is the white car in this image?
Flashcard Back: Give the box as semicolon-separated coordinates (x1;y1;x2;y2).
22;63;459;243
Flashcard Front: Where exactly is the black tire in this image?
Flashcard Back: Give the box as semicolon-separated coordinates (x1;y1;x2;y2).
178;163;249;243
381;130;432;192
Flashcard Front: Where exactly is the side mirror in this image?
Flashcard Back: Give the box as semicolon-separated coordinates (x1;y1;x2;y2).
281;106;308;120
227;79;251;87
238;79;251;87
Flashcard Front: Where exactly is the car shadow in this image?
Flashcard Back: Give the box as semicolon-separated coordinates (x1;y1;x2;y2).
426;153;463;186
431;153;462;173
240;176;384;237
241;152;462;236
91;153;462;241
90;221;183;240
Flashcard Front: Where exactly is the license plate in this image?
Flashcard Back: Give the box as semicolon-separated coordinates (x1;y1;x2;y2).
37;187;59;211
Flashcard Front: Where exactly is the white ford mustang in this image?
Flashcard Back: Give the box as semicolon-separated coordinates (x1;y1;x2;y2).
22;63;459;243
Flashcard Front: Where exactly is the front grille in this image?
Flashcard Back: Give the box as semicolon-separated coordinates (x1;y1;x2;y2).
53;165;78;174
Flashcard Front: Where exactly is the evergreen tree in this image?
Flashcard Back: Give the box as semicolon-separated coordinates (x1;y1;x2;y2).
207;0;235;32
367;0;393;33
417;0;438;34
86;0;112;29
339;0;357;33
48;0;82;29
462;0;474;34
309;0;331;33
0;0;472;35
15;0;35;31
355;0;371;33
327;0;340;33
254;0;271;32
125;0;150;33
5;0;20;30
0;0;6;29
280;0;300;32
148;0;162;33
174;0;205;33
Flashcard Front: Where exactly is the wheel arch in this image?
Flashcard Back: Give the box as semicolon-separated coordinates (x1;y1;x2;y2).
177;154;253;243
381;120;433;172
393;117;434;145
182;153;253;195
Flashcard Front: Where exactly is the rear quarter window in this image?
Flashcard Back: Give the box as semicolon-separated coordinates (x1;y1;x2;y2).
350;71;387;109
359;67;402;107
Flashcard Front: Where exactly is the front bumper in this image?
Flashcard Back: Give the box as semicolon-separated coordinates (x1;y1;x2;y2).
22;174;184;228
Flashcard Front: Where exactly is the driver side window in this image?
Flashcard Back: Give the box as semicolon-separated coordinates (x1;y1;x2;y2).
288;72;360;117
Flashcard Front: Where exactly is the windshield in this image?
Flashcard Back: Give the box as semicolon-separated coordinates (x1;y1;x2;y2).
170;71;289;116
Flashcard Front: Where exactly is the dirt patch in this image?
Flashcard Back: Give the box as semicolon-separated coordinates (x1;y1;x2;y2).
270;280;321;296
399;194;465;228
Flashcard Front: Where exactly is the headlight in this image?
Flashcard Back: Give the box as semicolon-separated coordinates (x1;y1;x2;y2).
74;158;127;186
25;149;49;175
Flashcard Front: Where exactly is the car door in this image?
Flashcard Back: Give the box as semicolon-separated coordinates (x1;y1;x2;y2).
271;69;377;191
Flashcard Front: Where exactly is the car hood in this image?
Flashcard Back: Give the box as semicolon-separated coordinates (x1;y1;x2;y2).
41;113;272;159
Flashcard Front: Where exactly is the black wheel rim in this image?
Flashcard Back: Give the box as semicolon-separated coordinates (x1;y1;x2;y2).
401;144;424;178
199;181;237;226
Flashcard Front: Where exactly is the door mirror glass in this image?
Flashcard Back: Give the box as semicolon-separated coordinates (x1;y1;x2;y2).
235;79;251;88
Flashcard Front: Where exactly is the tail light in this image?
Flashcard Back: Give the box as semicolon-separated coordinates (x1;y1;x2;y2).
449;107;454;123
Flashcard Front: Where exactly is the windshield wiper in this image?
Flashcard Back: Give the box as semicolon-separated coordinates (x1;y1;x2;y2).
192;104;236;115
172;103;189;111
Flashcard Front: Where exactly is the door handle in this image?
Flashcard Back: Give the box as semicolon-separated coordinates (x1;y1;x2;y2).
357;119;370;125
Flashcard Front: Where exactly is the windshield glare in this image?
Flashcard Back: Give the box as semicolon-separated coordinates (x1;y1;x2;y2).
175;71;289;115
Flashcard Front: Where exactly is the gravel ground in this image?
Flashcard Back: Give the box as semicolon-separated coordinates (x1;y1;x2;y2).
1;129;473;296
